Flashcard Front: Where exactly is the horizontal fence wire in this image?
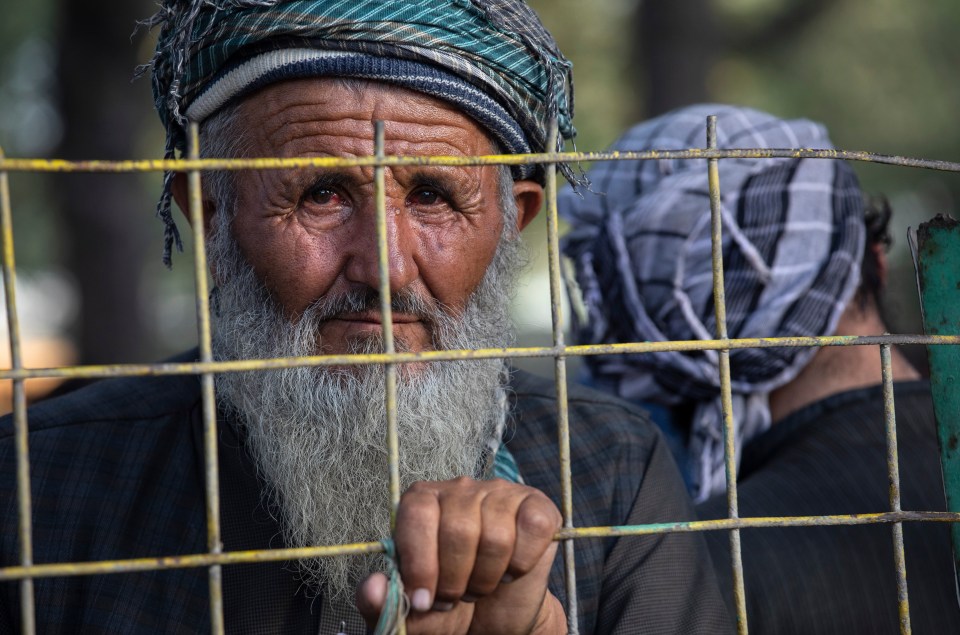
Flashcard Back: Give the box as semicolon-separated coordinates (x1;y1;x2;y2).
1;131;957;635
2;149;960;173
0;334;956;381
2;511;958;582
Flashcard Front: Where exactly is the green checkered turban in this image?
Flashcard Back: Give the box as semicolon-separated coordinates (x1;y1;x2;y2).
142;0;577;265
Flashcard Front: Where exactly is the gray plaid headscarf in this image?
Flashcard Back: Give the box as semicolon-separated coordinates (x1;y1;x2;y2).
560;104;865;502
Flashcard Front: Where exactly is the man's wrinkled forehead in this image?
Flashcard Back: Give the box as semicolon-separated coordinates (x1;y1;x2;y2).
239;79;497;158
227;77;499;201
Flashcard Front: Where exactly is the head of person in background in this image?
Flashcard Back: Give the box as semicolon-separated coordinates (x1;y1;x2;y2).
559;103;920;503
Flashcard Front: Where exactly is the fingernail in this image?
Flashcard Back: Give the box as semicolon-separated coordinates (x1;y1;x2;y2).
432;601;455;612
411;588;432;612
500;573;515;584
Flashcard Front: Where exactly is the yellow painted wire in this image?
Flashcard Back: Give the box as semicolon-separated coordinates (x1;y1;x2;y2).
706;116;749;634
185;123;226;634
2;148;960;174
1;144;36;634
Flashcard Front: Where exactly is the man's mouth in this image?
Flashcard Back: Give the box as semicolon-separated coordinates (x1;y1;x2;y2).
331;311;423;325
317;311;433;357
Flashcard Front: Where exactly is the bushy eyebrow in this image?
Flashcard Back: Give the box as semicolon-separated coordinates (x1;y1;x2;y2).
302;169;360;190
401;164;484;194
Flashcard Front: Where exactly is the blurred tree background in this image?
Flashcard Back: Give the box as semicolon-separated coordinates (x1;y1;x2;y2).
1;0;958;395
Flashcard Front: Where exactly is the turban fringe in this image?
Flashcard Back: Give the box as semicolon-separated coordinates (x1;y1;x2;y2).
143;0;577;265
559;104;866;502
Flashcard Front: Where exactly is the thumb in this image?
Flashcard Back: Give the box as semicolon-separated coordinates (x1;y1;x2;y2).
355;572;389;629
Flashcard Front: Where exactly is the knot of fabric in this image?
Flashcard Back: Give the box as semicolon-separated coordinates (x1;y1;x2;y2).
373;538;408;635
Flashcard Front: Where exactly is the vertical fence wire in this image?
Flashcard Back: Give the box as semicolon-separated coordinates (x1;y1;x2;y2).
374;121;402;527
186;124;225;634
880;343;912;634
0;147;35;635
705;116;749;634
542;119;580;634
373;121;407;635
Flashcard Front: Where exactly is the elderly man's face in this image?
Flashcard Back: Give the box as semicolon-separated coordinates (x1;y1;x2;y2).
212;78;540;355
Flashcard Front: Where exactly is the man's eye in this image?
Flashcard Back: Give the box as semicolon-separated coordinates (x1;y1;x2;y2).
305;186;345;207
408;188;445;206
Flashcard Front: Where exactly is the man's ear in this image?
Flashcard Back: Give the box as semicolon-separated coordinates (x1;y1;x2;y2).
170;171;217;237
873;243;889;288
512;179;544;232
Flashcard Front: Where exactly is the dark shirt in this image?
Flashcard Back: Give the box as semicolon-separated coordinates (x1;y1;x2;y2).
698;381;960;634
0;357;729;633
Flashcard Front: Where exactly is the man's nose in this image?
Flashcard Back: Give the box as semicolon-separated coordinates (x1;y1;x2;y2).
344;204;419;293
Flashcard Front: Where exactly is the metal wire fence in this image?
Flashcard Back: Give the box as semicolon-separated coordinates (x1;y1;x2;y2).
2;116;960;635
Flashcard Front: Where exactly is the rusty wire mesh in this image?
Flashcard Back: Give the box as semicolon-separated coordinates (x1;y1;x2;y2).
2;117;960;635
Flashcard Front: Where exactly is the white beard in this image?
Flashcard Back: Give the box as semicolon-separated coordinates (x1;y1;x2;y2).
209;214;523;599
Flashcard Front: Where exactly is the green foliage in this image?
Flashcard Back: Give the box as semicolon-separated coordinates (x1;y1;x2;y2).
0;0;54;58
0;0;59;271
528;0;640;151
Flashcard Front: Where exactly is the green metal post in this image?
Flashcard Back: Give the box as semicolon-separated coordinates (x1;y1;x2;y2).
914;213;960;606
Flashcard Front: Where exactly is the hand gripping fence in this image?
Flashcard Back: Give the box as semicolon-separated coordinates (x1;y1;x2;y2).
3;116;960;634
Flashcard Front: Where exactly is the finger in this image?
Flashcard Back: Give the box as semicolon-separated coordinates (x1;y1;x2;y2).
435;478;484;604
505;492;561;580
467;493;561;635
395;484;441;613
403;600;476;634
463;487;520;600
355;572;389;630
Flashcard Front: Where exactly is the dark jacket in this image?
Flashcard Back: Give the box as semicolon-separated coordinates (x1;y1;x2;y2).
1;358;729;633
698;381;960;634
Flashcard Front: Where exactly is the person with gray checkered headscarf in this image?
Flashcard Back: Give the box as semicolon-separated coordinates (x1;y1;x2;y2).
562;104;960;634
560;104;866;503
